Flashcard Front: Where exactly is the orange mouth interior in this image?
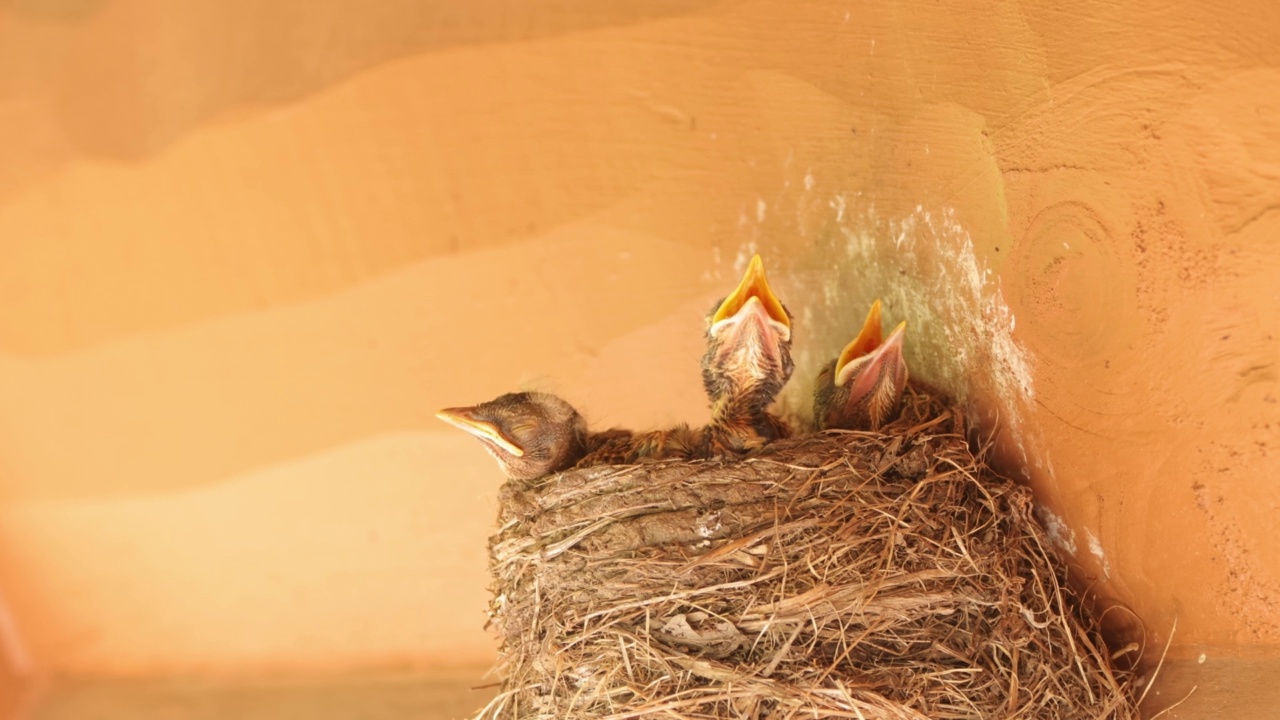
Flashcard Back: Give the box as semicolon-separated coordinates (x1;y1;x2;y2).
834;299;885;377
710;254;790;329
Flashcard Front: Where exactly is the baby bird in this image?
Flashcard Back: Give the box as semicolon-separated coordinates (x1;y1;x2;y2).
813;299;909;431
436;392;588;481
438;392;707;479
576;423;706;468
700;254;795;454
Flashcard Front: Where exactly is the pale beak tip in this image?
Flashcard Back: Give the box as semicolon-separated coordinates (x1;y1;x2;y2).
435;407;467;422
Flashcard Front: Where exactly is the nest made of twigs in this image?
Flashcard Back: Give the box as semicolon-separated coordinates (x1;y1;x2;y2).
475;390;1140;719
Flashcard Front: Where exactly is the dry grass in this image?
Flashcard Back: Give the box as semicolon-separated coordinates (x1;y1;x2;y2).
474;389;1140;719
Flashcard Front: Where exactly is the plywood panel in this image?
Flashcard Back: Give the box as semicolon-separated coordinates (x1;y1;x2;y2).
0;0;1277;680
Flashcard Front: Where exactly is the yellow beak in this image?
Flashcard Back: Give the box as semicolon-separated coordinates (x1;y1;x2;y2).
435;407;525;457
834;300;884;386
710;254;791;332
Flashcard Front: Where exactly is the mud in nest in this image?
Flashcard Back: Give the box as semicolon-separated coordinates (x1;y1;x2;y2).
475;390;1140;719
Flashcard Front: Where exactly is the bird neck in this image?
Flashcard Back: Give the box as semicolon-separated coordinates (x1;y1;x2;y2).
709;369;781;421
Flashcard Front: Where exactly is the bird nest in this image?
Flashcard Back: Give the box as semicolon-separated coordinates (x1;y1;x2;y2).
474;389;1140;719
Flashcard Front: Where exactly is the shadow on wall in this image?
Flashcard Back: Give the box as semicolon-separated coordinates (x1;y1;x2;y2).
0;586;30;718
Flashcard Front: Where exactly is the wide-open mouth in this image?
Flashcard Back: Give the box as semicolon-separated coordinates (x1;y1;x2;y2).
709;254;791;339
435;407;525;457
833;300;884;386
835;299;907;387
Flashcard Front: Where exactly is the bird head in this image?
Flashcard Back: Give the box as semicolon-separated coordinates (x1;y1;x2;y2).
436;391;587;480
701;254;794;412
814;299;908;430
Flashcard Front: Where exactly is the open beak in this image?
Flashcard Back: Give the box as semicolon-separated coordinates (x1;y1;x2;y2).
833;300;884;386
865;320;907;386
838;315;908;420
709;254;791;341
436;407;525;457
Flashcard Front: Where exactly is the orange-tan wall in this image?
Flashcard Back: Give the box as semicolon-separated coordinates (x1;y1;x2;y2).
0;0;1278;680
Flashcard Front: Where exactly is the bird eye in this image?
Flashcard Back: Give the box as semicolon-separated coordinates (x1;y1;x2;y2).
510;423;535;435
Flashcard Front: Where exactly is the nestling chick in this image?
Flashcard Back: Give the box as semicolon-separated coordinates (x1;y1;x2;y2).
439;392;707;478
700;254;795;454
813;299;909;431
576;424;706;468
436;392;588;481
